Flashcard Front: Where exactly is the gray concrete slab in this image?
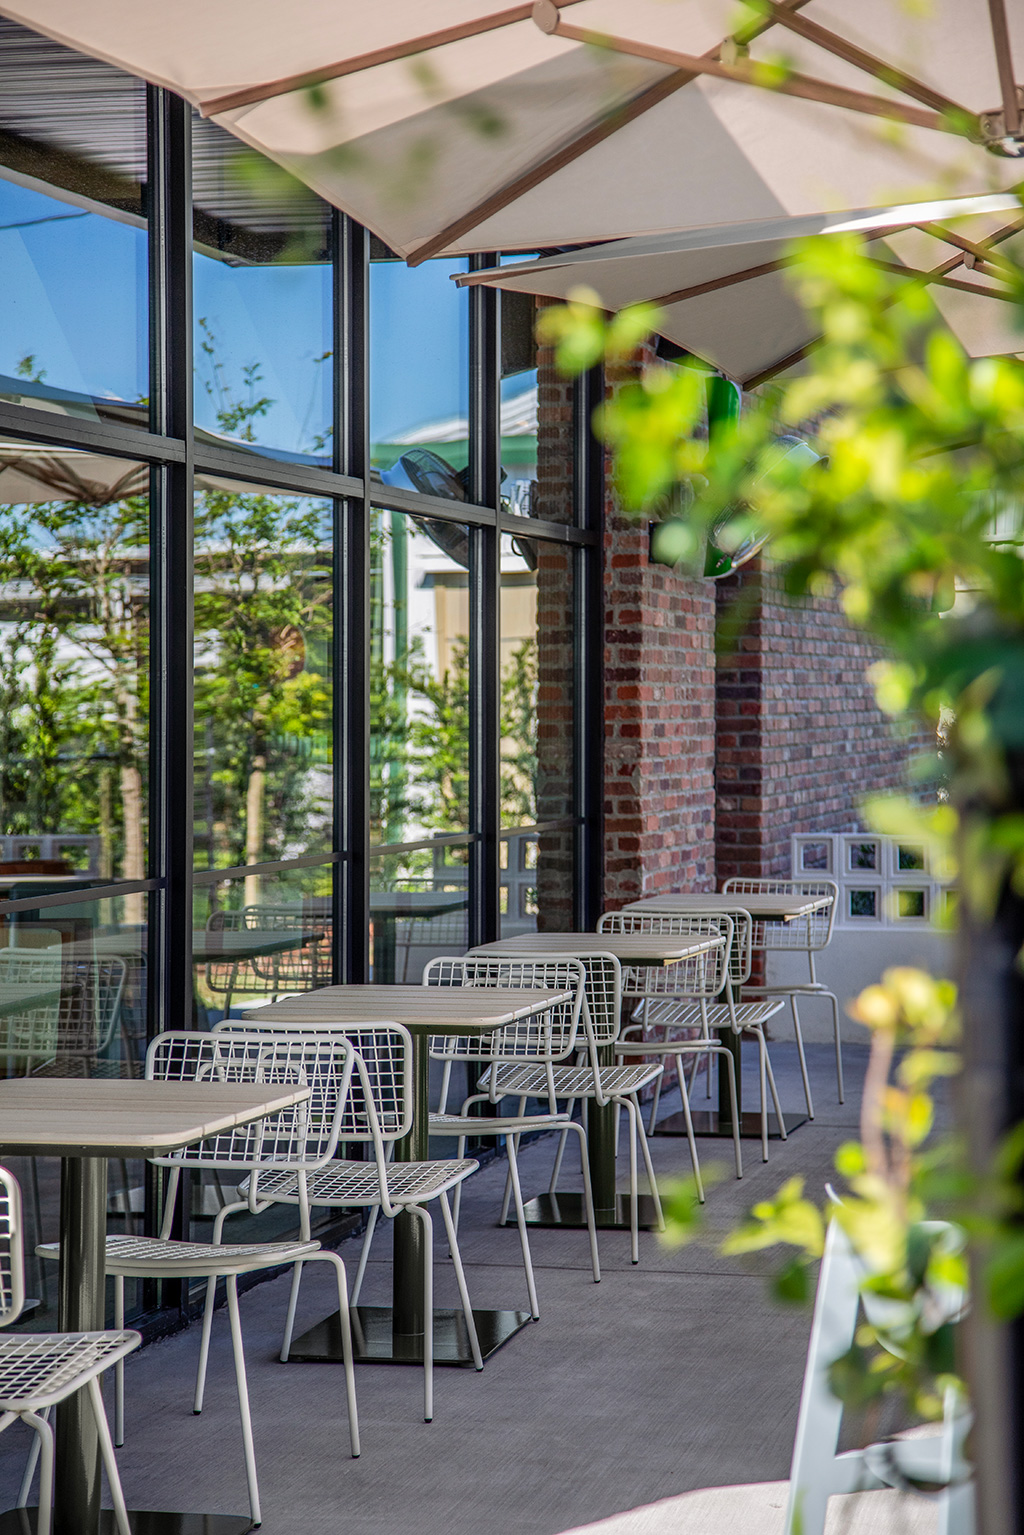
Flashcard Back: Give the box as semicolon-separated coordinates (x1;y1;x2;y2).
0;1042;943;1534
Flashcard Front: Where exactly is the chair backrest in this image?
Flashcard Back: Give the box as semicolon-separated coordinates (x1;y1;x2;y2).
597;911;732;1000
721;878;838;953
0;950;126;1068
241;903;332;990
422;956;586;1066
0;1167;25;1328
145;1029;355;1173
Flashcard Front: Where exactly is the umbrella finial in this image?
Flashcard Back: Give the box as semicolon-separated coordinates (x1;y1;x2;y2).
532;0;561;36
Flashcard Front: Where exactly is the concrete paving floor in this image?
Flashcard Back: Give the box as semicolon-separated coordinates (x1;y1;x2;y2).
0;1039;944;1533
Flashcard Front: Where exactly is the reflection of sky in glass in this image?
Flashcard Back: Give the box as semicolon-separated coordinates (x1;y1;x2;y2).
193;254;331;461
370;259;468;445
0;179;147;404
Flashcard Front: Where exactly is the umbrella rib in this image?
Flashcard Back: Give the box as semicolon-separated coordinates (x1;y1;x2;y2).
872;256;1016;299
756;1;974;122
920;222;1019;277
544;22;948;135
651;259;784;308
987;0;1021;135
201;0;590;117
406;0;813;264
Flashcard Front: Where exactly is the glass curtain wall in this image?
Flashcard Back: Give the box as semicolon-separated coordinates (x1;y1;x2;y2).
0;20;600;1338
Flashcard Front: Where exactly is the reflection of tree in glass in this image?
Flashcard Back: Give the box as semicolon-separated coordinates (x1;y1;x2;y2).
0;496;149;910
501;637;538;827
193;488;331;886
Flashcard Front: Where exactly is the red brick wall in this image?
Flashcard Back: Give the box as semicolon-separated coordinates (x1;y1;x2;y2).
715;560;929;881
602;504;717;910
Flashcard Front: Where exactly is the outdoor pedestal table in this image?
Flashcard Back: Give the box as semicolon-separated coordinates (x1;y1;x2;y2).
0;1075;310;1535
241;983;571;1367
468;933;725;1235
621;893;831;1143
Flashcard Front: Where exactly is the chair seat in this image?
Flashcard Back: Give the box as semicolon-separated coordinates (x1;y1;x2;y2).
624;997;784;1036
0;1330;140;1411
38;1235;320;1279
479;1062;663;1098
249;1158;479;1207
429;1111;569;1135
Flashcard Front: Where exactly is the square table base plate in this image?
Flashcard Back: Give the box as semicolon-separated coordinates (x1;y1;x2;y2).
0;1513;253;1534
289;1304;532;1366
655;1109;808;1139
508;1192;661;1231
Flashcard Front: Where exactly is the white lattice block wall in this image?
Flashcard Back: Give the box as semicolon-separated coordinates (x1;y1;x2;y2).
791;832;953;930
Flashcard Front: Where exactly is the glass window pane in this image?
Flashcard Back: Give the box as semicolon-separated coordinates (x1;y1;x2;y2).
194;485;332;868
501;284;539;518
370;851;468;985
371;255;468;500
192;119;332;465
0;20;148;419
0;446;149;898
370;508;470;847
0;890;152;1329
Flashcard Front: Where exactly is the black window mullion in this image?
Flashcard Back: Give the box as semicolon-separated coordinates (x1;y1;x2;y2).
335;214;371;982
468;254;501;947
145;83;194;1299
573;366;605;930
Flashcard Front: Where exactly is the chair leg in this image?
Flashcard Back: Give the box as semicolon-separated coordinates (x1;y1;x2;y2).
646;1064;665;1136
625;1096;639;1264
718;1048;743;1179
499;1122;524;1224
566;1121;601;1282
412;1204;435;1421
114;1275;126;1446
672;1072;705;1204
225;1274;262;1527
632;1094;666;1228
350;1206;380;1306
789;994;814;1119
761;1034;788;1144
549;1102;575;1193
505;1138;540;1319
193;1273;218;1415
22;1411;53;1535
279;1259;306;1363
827;991;845;1103
311;1252;360;1458
438;1193;483;1372
87;1375;132;1535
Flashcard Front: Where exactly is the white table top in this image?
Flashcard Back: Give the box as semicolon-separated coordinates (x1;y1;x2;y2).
0;1077;310;1157
242;983;572;1036
622;893;831;920
470;932;724;965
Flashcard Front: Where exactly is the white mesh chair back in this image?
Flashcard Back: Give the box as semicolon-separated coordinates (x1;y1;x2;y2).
597;911;731;1000
145;1030;355;1173
0;950;126;1071
721;878;838;952
565;952;622;1048
422;956;585;1066
241;904;332;992
0;1167;25;1327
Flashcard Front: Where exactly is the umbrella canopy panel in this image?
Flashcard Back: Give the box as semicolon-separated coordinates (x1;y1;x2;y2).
1;0;1023;261
456;194;1024;386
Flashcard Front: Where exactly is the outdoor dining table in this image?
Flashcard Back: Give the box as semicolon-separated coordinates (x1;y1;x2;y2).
621;892;833;1141
0;982;62;1017
368;891;468;983
468;932;726;1234
0;1074;311;1535
240;982;571;1368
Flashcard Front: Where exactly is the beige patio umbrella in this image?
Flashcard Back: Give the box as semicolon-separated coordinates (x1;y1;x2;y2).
456;192;1024;387
2;0;1023;262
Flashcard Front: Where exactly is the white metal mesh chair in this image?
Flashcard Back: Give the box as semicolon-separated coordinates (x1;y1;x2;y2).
722;877;843;1115
0;1164;140;1535
241;904;331;995
468;946;667;1263
0;951;126;1077
422;955;600;1317
603;908;788;1168
213;1018;482;1422
38;1030;361;1527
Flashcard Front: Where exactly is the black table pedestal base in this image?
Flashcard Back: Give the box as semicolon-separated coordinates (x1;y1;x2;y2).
0;1511;254;1534
288;1304;531;1366
655;1109;808;1138
508;1191;661;1231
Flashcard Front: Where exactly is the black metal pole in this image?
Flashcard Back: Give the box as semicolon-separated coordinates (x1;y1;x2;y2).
573;364;605;931
335;214;371;984
468;254;501;949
